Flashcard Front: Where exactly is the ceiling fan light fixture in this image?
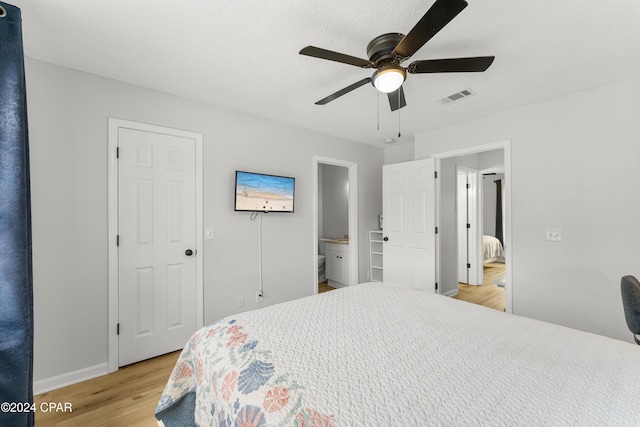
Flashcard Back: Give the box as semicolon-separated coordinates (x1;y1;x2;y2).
372;66;406;93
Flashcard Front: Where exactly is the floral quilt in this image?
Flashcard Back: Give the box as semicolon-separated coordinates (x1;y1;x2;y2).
156;317;334;427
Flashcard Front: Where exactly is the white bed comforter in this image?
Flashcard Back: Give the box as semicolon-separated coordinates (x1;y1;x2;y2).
156;283;640;426
483;235;505;263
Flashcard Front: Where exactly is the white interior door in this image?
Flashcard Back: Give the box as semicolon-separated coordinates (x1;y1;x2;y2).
468;171;481;285
117;127;198;366
382;159;436;291
456;166;482;286
457;169;469;283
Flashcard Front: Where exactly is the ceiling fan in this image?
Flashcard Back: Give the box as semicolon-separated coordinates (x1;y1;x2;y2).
299;0;494;111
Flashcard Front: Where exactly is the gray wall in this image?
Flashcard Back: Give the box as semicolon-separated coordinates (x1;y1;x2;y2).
26;59;383;385
384;141;415;164
415;74;640;342
320;163;349;240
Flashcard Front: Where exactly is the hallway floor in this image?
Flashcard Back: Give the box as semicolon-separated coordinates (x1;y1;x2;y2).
453;262;506;311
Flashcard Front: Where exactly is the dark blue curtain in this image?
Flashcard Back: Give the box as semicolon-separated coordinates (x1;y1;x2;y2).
0;2;34;426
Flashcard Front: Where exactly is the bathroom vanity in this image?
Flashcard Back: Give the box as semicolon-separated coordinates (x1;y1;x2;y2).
322;239;350;287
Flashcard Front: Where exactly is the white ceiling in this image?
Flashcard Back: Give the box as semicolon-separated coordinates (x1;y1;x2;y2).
9;0;640;147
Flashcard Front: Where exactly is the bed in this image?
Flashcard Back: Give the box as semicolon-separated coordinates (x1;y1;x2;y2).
483;235;505;264
156;282;640;426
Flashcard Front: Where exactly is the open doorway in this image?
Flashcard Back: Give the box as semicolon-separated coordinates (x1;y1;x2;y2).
433;142;511;313
478;168;507;303
312;157;358;295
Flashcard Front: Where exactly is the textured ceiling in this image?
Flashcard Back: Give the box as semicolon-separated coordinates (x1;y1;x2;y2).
9;0;640;147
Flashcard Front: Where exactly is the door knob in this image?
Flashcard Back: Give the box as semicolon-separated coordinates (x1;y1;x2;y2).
383;237;389;241
185;249;194;256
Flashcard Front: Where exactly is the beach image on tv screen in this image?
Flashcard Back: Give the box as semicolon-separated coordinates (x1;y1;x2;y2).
236;172;294;212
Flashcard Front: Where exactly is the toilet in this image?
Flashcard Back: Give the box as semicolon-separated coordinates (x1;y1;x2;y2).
318;255;326;283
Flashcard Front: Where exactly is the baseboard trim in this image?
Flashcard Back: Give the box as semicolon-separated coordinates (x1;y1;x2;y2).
443;289;458;298
33;363;109;395
327;280;348;289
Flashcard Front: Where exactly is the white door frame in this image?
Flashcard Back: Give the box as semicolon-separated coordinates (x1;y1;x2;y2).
312;156;358;293
456;165;482;287
107;118;204;373
432;140;512;313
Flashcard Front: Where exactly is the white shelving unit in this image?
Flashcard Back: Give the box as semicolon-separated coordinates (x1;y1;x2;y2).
369;230;383;282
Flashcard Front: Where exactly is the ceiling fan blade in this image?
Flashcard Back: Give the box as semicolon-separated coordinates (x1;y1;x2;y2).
407;56;495;73
392;0;468;61
315;78;372;105
300;46;374;68
387;86;407;111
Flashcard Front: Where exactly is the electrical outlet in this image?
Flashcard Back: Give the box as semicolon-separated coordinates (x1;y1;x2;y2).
256;292;263;304
237;296;244;308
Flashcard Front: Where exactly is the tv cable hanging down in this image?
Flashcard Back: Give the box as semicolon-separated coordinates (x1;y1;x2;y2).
250;211;264;299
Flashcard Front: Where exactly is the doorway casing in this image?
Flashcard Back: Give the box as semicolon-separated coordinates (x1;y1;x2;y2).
312;156;358;293
432;140;512;313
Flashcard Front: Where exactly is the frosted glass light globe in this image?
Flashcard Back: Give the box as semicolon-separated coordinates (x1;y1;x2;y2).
373;68;405;93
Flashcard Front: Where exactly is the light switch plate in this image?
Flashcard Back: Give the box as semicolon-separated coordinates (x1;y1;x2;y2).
545;228;562;242
204;228;214;240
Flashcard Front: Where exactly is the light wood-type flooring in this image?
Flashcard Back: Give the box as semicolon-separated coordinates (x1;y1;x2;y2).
34;351;180;426
318;281;336;293
453;262;506;311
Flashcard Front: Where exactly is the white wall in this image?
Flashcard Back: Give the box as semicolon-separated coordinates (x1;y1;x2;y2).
415;74;640;342
477;149;504;171
25;59;383;386
384;141;415;164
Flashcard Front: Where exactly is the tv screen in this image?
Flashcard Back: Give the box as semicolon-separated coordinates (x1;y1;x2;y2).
235;171;295;213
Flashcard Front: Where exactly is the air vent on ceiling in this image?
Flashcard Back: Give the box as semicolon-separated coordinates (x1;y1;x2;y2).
440;88;475;105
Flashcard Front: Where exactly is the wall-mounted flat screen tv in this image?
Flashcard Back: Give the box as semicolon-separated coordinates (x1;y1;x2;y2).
235;171;295;213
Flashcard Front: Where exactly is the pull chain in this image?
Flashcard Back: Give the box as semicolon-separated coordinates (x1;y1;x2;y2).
397;108;401;138
377;92;380;131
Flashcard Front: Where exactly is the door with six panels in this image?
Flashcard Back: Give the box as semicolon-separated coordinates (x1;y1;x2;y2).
117;126;197;366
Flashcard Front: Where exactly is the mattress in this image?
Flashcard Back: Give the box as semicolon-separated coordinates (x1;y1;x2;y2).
483;235;505;263
156;282;640;426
